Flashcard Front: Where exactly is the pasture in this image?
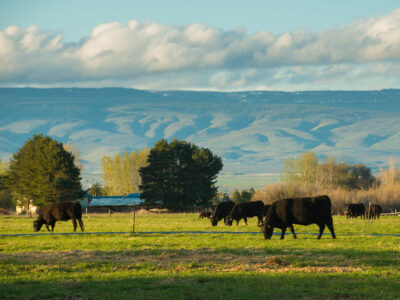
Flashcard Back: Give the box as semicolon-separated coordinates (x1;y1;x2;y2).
1;213;400;299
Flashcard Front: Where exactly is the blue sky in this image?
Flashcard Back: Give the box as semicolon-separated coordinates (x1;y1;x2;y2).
2;1;399;41
1;1;400;90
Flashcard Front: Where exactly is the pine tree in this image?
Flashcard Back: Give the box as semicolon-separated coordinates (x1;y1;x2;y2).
140;139;223;210
8;134;83;207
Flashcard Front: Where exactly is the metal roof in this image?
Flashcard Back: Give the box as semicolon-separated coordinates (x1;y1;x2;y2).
89;193;145;206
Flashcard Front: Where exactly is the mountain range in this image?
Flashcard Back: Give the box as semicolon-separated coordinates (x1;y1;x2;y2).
1;88;400;191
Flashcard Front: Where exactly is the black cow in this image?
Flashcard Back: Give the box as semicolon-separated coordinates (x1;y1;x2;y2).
262;195;336;240
345;203;365;219
33;202;84;232
199;211;212;219
210;201;235;226
225;201;264;226
262;204;272;217
367;204;382;219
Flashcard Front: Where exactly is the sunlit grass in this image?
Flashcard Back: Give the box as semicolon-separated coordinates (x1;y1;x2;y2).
1;213;399;299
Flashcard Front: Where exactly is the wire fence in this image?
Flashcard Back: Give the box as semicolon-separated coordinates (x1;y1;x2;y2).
1;231;400;238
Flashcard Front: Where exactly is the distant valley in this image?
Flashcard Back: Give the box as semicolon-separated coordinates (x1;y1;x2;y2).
1;88;400;191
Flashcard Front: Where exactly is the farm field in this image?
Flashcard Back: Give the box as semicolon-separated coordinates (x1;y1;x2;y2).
1;213;400;299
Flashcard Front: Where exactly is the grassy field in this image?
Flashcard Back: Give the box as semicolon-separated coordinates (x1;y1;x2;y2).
1;213;400;299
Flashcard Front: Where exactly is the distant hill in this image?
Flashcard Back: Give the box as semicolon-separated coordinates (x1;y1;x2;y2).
1;88;400;190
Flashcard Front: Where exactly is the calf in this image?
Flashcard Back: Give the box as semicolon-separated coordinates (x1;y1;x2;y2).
345;203;365;219
367;204;382;219
225;201;264;226
199;211;212;219
210;201;235;226
33;201;84;232
262;195;336;240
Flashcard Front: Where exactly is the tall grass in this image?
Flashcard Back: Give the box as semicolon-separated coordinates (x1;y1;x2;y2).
253;182;400;213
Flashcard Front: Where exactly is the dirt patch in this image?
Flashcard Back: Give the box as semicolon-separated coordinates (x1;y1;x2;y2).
136;209;153;215
0;249;364;274
148;208;170;213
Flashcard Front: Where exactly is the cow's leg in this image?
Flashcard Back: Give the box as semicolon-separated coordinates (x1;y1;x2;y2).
78;218;84;231
51;222;55;232
280;227;287;240
317;223;326;239
325;217;336;239
257;216;262;226
244;217;248;226
72;218;77;232
289;224;297;239
45;223;51;231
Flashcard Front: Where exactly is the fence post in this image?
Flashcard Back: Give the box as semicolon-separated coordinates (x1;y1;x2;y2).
132;205;136;233
366;202;371;235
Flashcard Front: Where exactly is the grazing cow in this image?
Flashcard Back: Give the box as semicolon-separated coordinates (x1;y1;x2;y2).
210;201;235;226
367;204;382;220
262;195;336;240
262;204;272;217
33;202;84;232
225;201;264;226
199;211;212;219
345;203;366;219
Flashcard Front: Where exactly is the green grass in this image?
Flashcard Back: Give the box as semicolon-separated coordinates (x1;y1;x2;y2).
1;213;400;299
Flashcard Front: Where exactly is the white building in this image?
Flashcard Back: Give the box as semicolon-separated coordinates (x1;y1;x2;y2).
15;193;92;215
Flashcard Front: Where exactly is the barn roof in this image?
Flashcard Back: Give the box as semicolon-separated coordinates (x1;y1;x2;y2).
89;193;145;206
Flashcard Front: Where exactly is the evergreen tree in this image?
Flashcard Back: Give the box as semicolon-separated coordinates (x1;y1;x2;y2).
0;168;14;209
140;139;223;210
8;134;83;207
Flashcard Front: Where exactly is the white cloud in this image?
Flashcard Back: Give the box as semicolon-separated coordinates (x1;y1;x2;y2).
2;8;400;89
0;120;47;133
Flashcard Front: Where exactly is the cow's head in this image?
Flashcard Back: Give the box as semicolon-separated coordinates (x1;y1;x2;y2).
33;220;43;232
225;216;233;226
210;217;219;226
262;222;274;240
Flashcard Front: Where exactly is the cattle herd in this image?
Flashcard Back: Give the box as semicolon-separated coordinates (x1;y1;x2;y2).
32;196;383;240
206;195;337;239
202;196;384;239
345;203;382;219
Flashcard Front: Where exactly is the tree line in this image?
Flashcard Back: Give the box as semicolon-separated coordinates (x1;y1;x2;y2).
1;135;223;211
281;152;376;190
253;152;400;212
2;134;400;212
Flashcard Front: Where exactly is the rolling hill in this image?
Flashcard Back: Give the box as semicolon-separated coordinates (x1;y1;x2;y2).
1;88;400;190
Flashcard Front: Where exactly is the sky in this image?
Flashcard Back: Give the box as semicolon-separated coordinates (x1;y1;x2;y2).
1;1;400;91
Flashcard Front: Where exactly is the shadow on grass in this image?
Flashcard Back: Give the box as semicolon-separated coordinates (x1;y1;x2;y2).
1;244;399;268
2;272;399;299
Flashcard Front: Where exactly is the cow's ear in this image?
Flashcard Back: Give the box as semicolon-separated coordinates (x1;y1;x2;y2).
267;224;271;228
